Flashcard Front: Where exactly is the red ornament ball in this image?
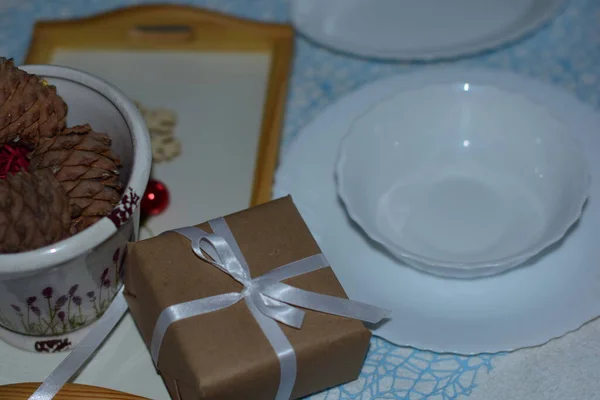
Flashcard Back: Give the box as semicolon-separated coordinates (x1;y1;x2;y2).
141;179;170;217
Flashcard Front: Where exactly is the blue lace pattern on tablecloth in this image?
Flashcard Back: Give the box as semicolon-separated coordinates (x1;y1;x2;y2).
1;0;598;398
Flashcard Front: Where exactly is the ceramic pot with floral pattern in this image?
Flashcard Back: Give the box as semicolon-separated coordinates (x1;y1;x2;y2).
0;65;151;353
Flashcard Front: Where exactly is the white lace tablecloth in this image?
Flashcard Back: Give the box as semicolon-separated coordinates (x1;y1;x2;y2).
2;0;599;398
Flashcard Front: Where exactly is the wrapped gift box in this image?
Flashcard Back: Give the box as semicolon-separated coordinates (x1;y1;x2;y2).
124;196;375;399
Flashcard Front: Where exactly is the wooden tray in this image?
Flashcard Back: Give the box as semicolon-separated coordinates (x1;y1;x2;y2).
25;4;294;238
0;382;147;399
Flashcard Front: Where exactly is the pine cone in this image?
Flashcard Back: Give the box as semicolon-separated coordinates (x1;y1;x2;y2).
0;169;72;253
29;124;123;233
0;58;68;148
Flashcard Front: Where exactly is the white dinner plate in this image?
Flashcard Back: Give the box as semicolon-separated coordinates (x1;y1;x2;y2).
273;67;600;354
290;0;567;61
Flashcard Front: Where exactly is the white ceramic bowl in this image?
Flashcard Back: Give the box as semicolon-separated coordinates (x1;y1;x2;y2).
0;65;151;351
336;82;591;278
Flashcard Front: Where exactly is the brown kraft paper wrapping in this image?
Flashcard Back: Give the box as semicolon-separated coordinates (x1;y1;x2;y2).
124;196;372;400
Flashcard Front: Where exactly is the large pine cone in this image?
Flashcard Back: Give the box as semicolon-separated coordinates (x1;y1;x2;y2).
29;124;123;233
0;169;72;253
0;58;68;148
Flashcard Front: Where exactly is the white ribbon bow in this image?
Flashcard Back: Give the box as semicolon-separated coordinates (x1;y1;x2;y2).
151;217;390;400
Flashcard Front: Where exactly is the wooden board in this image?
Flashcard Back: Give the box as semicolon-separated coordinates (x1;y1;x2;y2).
25;5;294;238
0;382;147;399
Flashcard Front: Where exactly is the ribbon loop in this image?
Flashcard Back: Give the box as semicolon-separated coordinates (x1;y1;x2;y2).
196;233;251;285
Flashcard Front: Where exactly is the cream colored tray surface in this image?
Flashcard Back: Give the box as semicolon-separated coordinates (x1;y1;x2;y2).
25;5;294;239
53;50;272;239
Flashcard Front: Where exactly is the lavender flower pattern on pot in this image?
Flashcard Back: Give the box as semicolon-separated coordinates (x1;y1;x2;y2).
0;219;134;336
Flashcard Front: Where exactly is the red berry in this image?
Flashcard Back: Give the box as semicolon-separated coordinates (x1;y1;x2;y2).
0;144;30;179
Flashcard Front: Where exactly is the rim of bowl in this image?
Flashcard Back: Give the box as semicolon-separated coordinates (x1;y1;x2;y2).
335;82;593;272
0;65;151;275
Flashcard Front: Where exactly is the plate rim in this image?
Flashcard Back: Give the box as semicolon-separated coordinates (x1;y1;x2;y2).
290;0;568;61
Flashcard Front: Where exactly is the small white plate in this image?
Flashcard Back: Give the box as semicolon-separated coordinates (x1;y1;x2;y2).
274;67;600;354
290;0;567;61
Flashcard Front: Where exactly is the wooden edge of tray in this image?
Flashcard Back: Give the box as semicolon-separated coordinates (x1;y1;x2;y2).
0;382;148;399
